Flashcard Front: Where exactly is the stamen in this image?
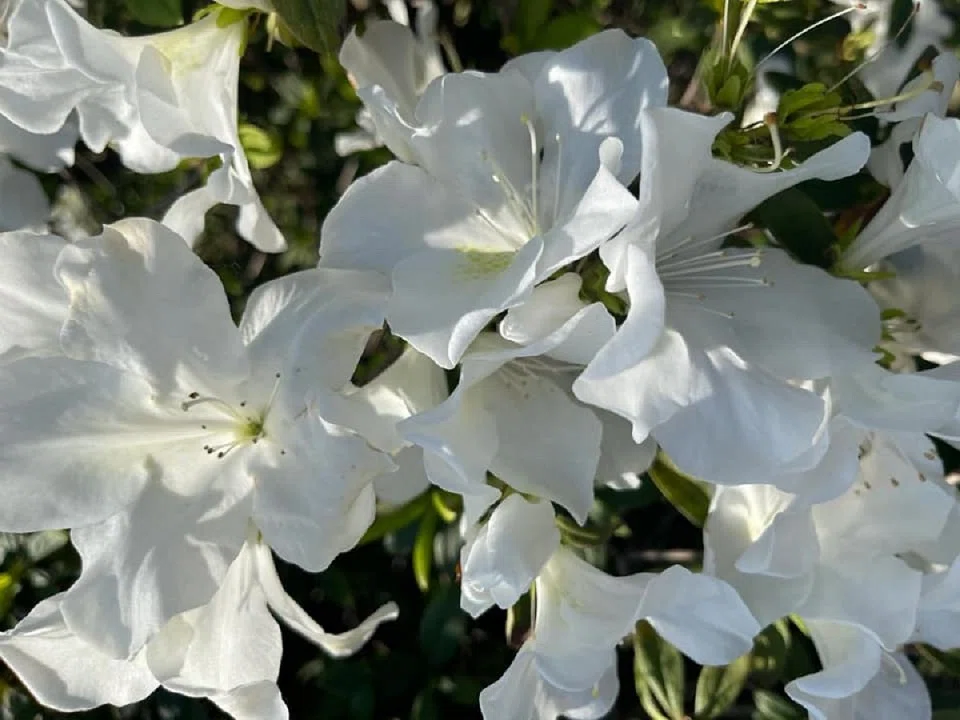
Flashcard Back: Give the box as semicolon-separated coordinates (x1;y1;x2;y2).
657;250;763;275
522;115;540;232
657;224;754;261
180;395;245;420
755;4;865;74
553;133;562;225
828;2;921;94
880;651;909;686
481;149;538;238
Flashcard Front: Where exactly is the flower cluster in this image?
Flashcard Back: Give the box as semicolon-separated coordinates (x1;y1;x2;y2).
0;1;960;718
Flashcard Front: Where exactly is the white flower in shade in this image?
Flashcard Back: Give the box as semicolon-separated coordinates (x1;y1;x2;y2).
868;52;960;189
480;547;759;720
320;29;664;368
342;346;447;509
868;237;960;363
840;0;955;103
0;533;398;719
337;5;446;158
0;0;284;250
459;494;560;618
842;115;960;270
0;113;77;172
705;429;957;720
575;108;878;486
400;274;625;525
0;218;395;659
0;157;50;231
787;623;932;720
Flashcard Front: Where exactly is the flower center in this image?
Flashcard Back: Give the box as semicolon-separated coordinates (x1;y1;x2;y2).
180;372;282;459
472;115;563;249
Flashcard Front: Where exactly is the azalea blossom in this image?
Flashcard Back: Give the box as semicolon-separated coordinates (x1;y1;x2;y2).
0;218;396;660
705;428;957;719
0;532;398;719
320;28;664;367
842;114;960;270
481;545;759;720
400;274;652;525
337;3;445;157
574;108;878;486
0;0;284;250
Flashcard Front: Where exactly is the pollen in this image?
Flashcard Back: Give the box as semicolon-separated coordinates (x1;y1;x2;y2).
455;248;515;279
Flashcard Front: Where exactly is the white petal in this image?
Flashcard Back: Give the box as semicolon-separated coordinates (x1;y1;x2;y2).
0;358;168;531
55;218;249;395
62;480;249;659
0;594;157;712
240;268;389;405
531;29;668;187
389;239;543;368
797;554;921;650
640;566;760;666
672;132;871;243
484;370;601;523
0;229;67;362
479;644;618;720
252;418;394;572
212;682;289;720
146;542;282;697
253;541;399;657
596;409;656;490
786;622;883;718
0;157;49;231
698;248;882;380
915;558;960;649
460;495;559;617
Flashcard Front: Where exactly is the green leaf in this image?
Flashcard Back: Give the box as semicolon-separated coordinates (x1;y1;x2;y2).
919;645;960;677
238;123;284;170
271;0;345;54
124;0;182;26
517;0;553;44
358;492;431;546
746;187;838;270
750;620;791;685
634;621;687;720
413;506;439;593
648;451;710;528
419;582;466;667
752;690;805;720
530;13;601;51
694;653;751;719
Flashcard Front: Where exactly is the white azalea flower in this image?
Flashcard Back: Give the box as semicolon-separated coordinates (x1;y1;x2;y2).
344;346;447;509
0;0;284;250
868;237;960;363
575;110;877;486
337;5;446;158
787;623;931;720
0;218;395;658
840;0;955;103
0;533;398;719
842;115;960;269
400;275;617;524
320;29;663;367
868;52;960;189
459;494;560;618
479;547;758;720
706;428;956;718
